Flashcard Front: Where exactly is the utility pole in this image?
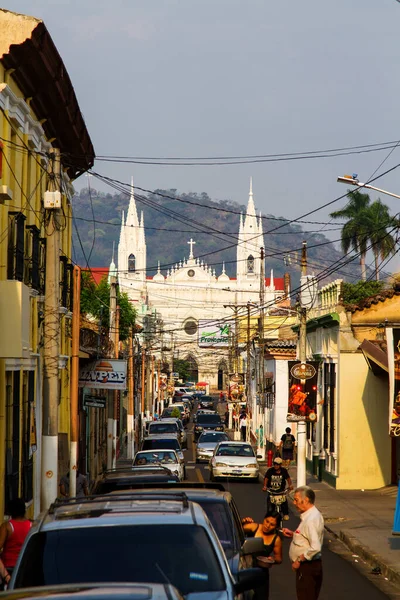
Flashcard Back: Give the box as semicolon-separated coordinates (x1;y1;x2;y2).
246;302;251;405
141;346;145;420
157;359;161;417
297;241;308;488
107;275;117;469
258;248;266;458
69;266;81;497
127;328;134;460
114;305;120;458
151;354;155;416
42;148;61;509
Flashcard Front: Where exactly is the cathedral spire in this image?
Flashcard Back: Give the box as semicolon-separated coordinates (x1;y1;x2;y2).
246;177;256;217
126;176;139;228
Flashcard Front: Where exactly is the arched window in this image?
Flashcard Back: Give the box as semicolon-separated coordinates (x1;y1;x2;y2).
247;255;255;273
128;254;136;272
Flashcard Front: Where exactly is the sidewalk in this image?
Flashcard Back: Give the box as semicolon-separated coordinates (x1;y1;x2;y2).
257;456;400;586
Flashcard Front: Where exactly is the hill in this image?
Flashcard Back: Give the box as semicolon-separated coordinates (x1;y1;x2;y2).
71;187;350;287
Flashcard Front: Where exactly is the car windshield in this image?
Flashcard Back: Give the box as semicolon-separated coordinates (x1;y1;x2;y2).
142;439;180;451
148;423;178;435
134;451;177;465
199;433;229;443
216;444;255;457
197;415;221;424
14;525;225;595
93;476;178;494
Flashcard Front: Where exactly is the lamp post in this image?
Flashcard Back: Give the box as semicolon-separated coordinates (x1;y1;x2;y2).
337;175;400;200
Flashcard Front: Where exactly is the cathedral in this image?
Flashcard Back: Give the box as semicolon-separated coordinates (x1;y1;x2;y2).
117;179;288;387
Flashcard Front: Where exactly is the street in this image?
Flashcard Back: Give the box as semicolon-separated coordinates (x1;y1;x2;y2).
184;411;393;600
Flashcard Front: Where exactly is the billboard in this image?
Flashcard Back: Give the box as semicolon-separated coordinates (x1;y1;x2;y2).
387;328;400;437
198;320;233;347
79;359;127;390
287;361;318;422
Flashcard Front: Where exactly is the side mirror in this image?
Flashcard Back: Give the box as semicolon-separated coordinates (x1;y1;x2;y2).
241;537;264;555
234;568;265;595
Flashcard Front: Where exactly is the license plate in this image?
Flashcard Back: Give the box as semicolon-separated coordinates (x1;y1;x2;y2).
271;494;286;503
233;470;242;474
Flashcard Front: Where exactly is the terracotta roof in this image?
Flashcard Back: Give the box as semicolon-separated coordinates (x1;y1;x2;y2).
347;286;400;312
265;339;297;348
83;267;108;286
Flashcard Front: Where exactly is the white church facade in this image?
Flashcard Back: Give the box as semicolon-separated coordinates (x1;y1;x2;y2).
117;179;288;388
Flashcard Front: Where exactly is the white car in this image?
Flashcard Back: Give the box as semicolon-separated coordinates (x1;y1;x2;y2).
210;441;259;482
133;449;185;481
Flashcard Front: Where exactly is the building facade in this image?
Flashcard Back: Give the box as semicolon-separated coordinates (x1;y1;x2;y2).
0;9;94;517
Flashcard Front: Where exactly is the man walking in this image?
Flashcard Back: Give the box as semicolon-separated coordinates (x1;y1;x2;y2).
239;413;247;441
282;486;324;600
279;427;296;468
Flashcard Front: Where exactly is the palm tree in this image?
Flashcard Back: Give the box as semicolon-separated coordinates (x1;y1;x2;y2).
330;190;371;280
365;199;396;281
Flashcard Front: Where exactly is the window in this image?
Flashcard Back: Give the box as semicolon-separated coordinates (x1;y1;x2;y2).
25;225;40;290
7;212;26;281
128;254;136;272
247;255;255;273
323;363;336;453
184;320;198;336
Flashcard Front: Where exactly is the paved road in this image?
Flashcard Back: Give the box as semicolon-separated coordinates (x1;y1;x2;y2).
184;402;395;599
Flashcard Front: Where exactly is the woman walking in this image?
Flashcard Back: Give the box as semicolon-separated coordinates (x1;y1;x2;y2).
242;510;282;599
0;498;31;585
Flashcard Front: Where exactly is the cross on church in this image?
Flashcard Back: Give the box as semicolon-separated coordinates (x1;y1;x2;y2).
188;238;196;259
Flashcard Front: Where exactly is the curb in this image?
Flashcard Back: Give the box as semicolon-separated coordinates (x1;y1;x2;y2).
324;526;400;587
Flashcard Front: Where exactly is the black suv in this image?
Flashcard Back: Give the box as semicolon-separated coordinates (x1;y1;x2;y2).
199;395;214;409
194;413;224;441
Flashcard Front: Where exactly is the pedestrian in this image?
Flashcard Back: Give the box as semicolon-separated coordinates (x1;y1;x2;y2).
262;457;293;520
60;468;89;498
282;486;324;600
224;409;229;427
239;413;247;441
0;498;31;583
279;427;296;468
241;510;282;600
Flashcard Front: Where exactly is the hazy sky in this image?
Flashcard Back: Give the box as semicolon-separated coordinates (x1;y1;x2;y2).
6;0;400;269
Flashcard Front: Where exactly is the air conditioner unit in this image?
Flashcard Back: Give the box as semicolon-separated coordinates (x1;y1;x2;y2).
0;185;13;203
44;190;61;209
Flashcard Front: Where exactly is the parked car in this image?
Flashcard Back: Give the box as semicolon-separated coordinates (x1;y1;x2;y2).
210;441;259;482
148;420;180;438
1;583;184;600
194;413;224;441
196;431;230;462
133;449;185;481
91;467;180;494
174;387;194;397
141;434;185;462
198;395;215;410
9;492;263;598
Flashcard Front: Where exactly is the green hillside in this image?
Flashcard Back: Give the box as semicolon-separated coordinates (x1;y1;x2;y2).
72;187;349;286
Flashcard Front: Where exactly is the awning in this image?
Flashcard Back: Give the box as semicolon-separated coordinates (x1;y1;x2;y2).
359;339;388;376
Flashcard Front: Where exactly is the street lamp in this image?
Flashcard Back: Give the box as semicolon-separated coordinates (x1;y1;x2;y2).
337;174;400;201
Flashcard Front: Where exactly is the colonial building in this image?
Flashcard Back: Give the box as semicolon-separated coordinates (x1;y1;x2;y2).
118;179;289;387
0;9;94;518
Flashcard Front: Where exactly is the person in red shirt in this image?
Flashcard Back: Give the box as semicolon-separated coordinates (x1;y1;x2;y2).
0;498;31;584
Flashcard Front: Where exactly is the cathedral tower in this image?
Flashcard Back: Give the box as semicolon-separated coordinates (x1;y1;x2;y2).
118;178;147;299
236;178;265;284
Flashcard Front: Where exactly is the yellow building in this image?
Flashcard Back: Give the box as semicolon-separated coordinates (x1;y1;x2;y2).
0;9;94;518
297;280;394;490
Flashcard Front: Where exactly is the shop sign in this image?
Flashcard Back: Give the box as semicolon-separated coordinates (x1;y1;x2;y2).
83;394;107;409
290;362;316;380
79;359;127;390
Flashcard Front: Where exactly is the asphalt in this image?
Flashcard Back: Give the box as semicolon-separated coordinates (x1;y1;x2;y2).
184;400;400;599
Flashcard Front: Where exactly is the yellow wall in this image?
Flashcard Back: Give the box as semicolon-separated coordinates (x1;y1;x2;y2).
338;353;391;489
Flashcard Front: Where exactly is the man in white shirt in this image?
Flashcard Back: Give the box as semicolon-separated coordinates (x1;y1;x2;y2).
282;485;324;600
239;414;247;441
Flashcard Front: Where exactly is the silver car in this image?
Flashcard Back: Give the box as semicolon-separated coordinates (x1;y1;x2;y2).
196;431;230;463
